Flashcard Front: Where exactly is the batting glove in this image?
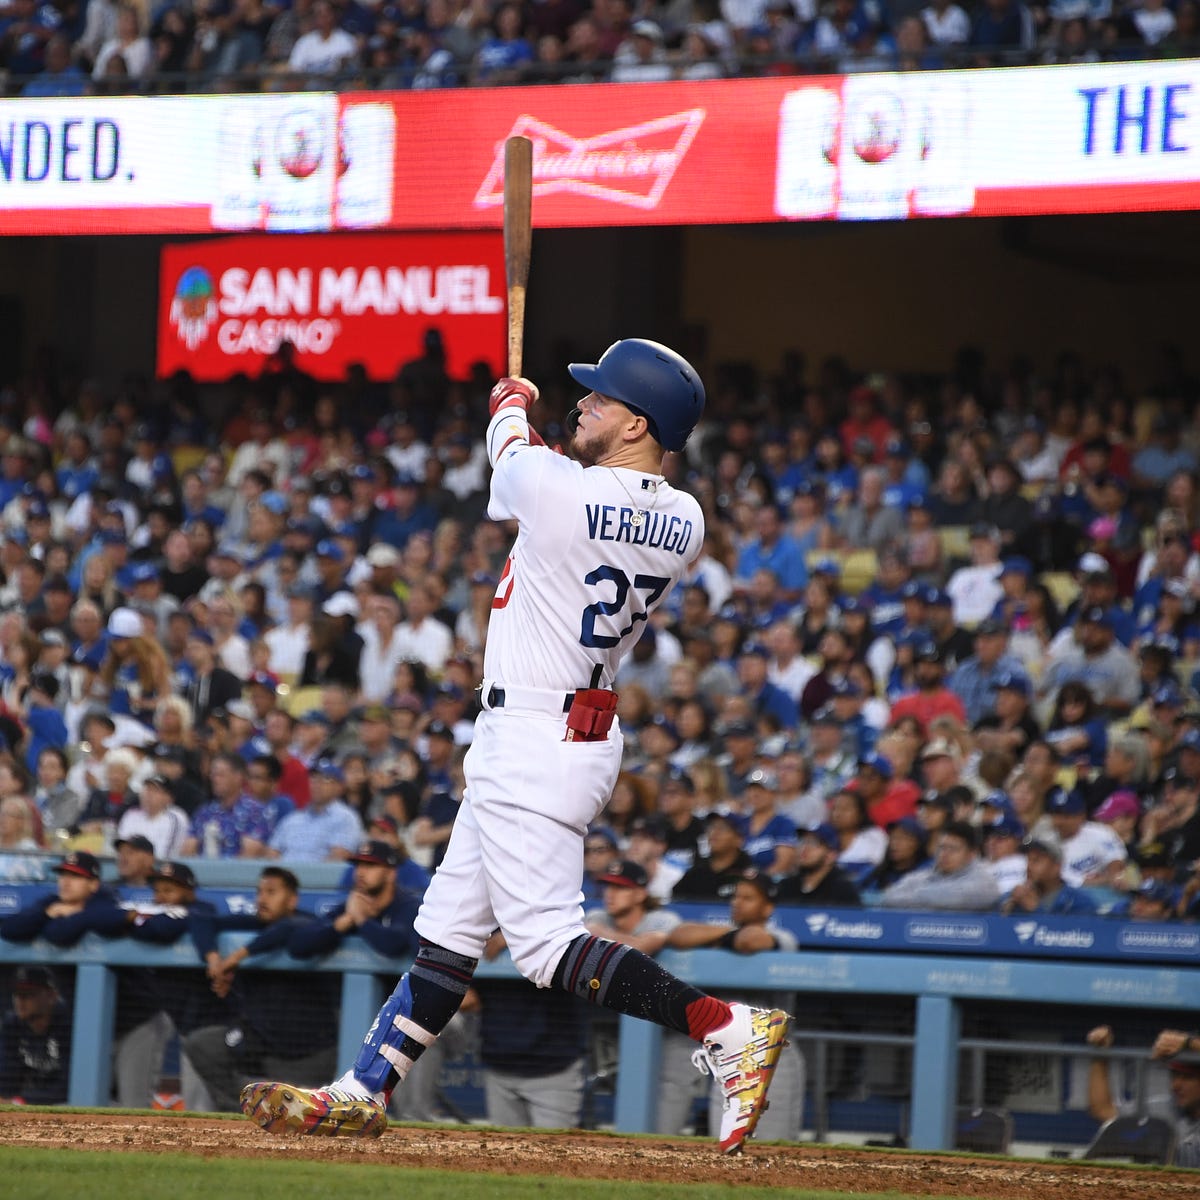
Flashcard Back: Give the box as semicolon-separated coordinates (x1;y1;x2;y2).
489;376;539;417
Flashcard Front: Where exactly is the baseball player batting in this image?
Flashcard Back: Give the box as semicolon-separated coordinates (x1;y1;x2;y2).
241;339;789;1154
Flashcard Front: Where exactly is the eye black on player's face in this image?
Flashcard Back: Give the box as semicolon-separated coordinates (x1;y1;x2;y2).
571;394;638;466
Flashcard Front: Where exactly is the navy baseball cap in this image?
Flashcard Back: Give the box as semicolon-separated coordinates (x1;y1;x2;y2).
706;806;750;839
14;965;57;992
115;834;154;854
315;539;344;561
1080;605;1114;628
799;821;839;850
901;580;926;601
975;618;1008;636
596;859;649;889
985;814;1026;840
1135;878;1176;907
928;588;952;608
858;751;894;779
55;850;100;879
629;815;670;842
662;767;696;792
739;641;770;659
979;788;1015;813
887;815;927;841
1178;729;1200;753
349;839;401;868
1001;556;1032;578
585;825;620;850
151;861;197;889
1046;785;1085;815
130;562;160;584
831;678;863;699
994;670;1031;697
310;759;345;782
812;703;839;725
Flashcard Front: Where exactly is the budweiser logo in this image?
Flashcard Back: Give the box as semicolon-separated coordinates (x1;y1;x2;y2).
475;111;705;210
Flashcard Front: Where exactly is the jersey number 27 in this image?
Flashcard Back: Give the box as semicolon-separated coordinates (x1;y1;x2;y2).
580;565;669;648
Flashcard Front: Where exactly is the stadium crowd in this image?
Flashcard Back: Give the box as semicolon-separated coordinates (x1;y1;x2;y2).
0;336;1199;1139
0;337;1194;921
2;0;1198;97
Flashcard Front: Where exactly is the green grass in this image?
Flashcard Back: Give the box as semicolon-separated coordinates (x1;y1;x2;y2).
0;1146;943;1200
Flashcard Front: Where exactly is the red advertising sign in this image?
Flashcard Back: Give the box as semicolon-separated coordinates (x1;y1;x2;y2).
156;232;506;382
359;79;778;230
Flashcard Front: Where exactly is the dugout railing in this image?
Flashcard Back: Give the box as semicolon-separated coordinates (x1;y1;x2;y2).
1;933;1197;1152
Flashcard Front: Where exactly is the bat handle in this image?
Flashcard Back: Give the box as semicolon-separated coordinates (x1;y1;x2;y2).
508;284;526;380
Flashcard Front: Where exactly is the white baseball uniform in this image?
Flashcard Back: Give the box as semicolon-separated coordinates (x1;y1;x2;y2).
413;404;705;987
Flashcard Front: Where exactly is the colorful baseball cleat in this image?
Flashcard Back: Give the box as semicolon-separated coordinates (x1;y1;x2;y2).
240;1081;387;1138
691;1003;790;1154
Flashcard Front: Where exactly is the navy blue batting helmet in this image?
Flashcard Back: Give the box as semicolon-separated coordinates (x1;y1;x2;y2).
568;339;705;452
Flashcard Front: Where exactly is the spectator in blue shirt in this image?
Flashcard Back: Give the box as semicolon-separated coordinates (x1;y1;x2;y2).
948;619;1026;725
21;671;67;775
736;505;808;602
21;32;87;94
736;641;800;732
1132;415;1199;491
267;759;363;863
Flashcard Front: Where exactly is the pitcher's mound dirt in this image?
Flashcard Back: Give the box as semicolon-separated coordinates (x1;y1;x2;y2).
0;1111;1194;1196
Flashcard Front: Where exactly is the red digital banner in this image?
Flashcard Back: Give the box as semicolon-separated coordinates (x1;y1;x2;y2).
350;79;785;230
156;232;506;382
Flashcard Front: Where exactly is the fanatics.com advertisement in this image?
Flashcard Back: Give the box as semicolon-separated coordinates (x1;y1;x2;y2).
4;61;1200;233
156;233;506;382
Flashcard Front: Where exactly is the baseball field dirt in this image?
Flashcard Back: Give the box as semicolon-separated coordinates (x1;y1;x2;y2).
0;1111;1195;1197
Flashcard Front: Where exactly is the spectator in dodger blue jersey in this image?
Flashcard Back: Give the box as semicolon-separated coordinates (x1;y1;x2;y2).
22;672;67;775
736;504;808;602
860;549;913;639
736;642;799;731
179;753;270;858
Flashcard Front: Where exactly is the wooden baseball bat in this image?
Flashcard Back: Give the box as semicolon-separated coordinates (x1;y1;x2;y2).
503;135;533;379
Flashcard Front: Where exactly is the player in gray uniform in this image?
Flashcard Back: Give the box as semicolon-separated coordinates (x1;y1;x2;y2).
241;340;789;1154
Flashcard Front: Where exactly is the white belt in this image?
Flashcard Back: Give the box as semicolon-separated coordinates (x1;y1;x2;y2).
479;680;574;716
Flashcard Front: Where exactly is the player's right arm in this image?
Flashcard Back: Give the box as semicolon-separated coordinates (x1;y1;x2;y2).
485;377;578;527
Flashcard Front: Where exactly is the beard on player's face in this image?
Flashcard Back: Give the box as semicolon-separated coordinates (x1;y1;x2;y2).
572;423;618;466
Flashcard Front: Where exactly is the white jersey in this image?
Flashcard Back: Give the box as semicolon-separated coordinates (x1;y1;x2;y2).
484;408;704;691
1060;820;1127;887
